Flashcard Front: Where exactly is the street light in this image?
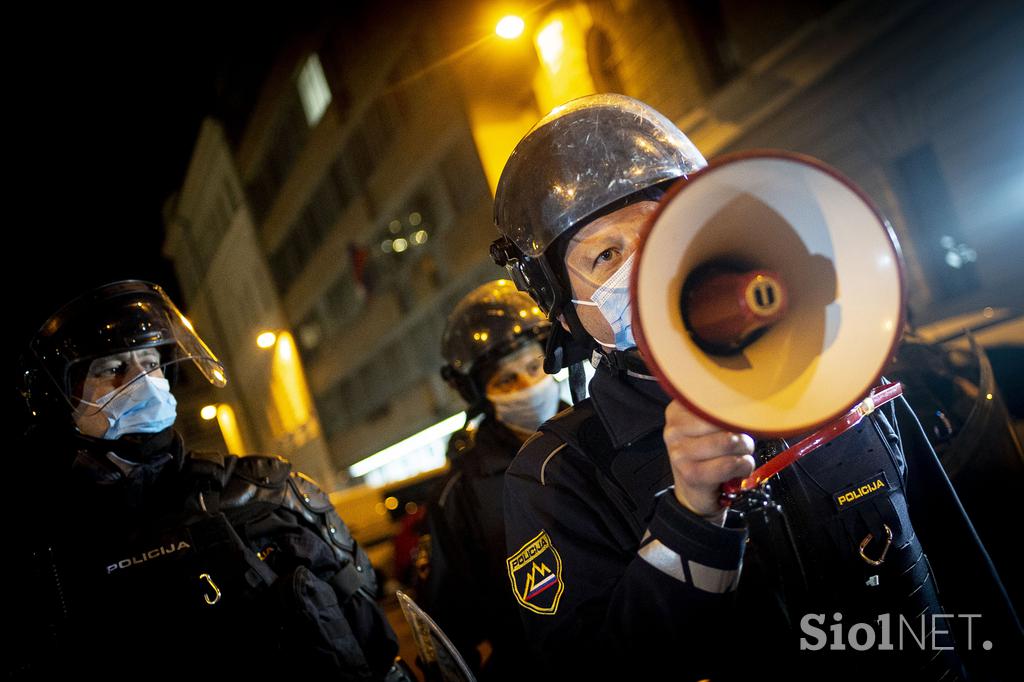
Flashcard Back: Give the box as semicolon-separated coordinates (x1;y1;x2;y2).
496;15;525;40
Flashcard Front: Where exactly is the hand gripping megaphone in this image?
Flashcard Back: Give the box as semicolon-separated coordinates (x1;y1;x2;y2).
631;151;906;501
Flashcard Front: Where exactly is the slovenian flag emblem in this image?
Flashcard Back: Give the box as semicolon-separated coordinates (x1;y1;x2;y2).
524;572;558;601
507;530;565;614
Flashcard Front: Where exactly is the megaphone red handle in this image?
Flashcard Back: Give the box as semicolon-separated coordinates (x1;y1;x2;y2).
719;382;905;507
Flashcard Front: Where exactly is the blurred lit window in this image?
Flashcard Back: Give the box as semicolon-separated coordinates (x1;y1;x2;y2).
298;321;322;352
297;53;332;126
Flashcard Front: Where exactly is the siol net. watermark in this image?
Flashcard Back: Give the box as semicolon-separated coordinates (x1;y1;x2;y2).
800;612;990;652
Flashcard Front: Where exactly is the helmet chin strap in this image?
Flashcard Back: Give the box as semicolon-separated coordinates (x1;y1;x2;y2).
596;346;654;379
557;297;653;378
542;300;595;374
549;300;657;403
540;301;597;404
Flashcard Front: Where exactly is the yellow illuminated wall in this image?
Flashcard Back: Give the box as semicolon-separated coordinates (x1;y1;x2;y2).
268;331;321;447
466;3;603;196
467;102;539;195
532;4;597;115
216;403;247;455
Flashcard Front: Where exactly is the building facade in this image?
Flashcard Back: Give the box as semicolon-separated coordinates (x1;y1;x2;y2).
166;0;1023;484
164;119;335;488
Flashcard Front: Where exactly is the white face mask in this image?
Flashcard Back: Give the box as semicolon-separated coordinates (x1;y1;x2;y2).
78;375;178;440
488;375;561;435
572;252;636;351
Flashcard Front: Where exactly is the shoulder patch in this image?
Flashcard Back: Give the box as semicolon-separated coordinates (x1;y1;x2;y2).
507;530;564;615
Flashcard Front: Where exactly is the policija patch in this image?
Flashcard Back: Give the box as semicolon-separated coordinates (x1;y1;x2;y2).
834;471;890;510
507;530;564;615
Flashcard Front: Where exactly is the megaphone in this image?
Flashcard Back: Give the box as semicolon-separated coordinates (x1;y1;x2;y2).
632;151;905;439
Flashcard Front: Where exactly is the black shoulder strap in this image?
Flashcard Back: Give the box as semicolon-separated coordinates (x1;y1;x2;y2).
539;402;646;533
541;401;616;481
328;562;372;604
182;450;227;513
538;401;596;443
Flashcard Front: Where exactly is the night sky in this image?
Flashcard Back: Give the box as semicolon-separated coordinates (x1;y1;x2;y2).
8;3;349;407
9;4;341;344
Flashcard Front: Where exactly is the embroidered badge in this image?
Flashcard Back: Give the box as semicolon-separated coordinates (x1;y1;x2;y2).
507;530;564;615
834;471;890;510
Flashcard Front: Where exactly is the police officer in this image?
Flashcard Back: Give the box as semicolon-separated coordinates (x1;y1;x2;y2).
418;280;563;679
12;281;410;679
489;94;1021;680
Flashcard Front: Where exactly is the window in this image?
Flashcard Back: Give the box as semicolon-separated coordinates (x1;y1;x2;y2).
269;242;301;294
267;174;348;296
297;53;332;126
245;165;275;225
372;185;438;290
363;99;400;153
329;155;358;206
343;127;375;187
440;145;488;213
894;145;980;300
322;273;365;331
316;385;348;436
308;177;344;241
246;92;310;227
587;27;624;94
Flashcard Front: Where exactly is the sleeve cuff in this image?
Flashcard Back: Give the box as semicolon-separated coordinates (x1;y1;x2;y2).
647;493;747;571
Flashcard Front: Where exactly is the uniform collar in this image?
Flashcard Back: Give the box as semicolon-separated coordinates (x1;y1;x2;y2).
588;363;670;449
466;417;524;476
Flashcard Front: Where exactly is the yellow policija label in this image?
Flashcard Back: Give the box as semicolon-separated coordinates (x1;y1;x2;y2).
507;530;564;615
834;471;890;510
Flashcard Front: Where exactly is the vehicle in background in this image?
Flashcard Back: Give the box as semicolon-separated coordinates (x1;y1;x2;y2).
331;467;448;589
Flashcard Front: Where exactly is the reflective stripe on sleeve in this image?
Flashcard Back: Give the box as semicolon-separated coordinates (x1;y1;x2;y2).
638;537;686;583
637;529;741;593
687;560;740;594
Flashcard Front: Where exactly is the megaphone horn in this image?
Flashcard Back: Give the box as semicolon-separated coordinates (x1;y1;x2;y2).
632;151;905;439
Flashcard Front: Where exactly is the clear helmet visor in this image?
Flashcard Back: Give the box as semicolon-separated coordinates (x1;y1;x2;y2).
30;280;227;417
71;353;208;418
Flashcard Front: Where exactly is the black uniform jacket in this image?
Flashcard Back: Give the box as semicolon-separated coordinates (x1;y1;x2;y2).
13;427;399;679
503;367;1022;681
421;414;563;680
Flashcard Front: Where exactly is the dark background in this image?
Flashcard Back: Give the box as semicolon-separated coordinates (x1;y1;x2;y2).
9;3;343;343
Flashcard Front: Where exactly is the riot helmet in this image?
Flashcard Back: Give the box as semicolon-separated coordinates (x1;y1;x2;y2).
440;279;550;412
22;280;227;426
490;94;706;370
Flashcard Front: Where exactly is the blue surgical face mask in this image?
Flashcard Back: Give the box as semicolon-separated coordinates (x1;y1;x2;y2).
572;252;636;351
488;375;561;434
86;374;178;440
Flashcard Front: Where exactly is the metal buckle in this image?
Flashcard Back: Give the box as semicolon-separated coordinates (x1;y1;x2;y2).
858;524;892;566
856;395;876;417
199;572;222;605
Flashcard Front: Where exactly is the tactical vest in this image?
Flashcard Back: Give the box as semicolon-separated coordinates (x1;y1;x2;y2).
31;451;396;679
